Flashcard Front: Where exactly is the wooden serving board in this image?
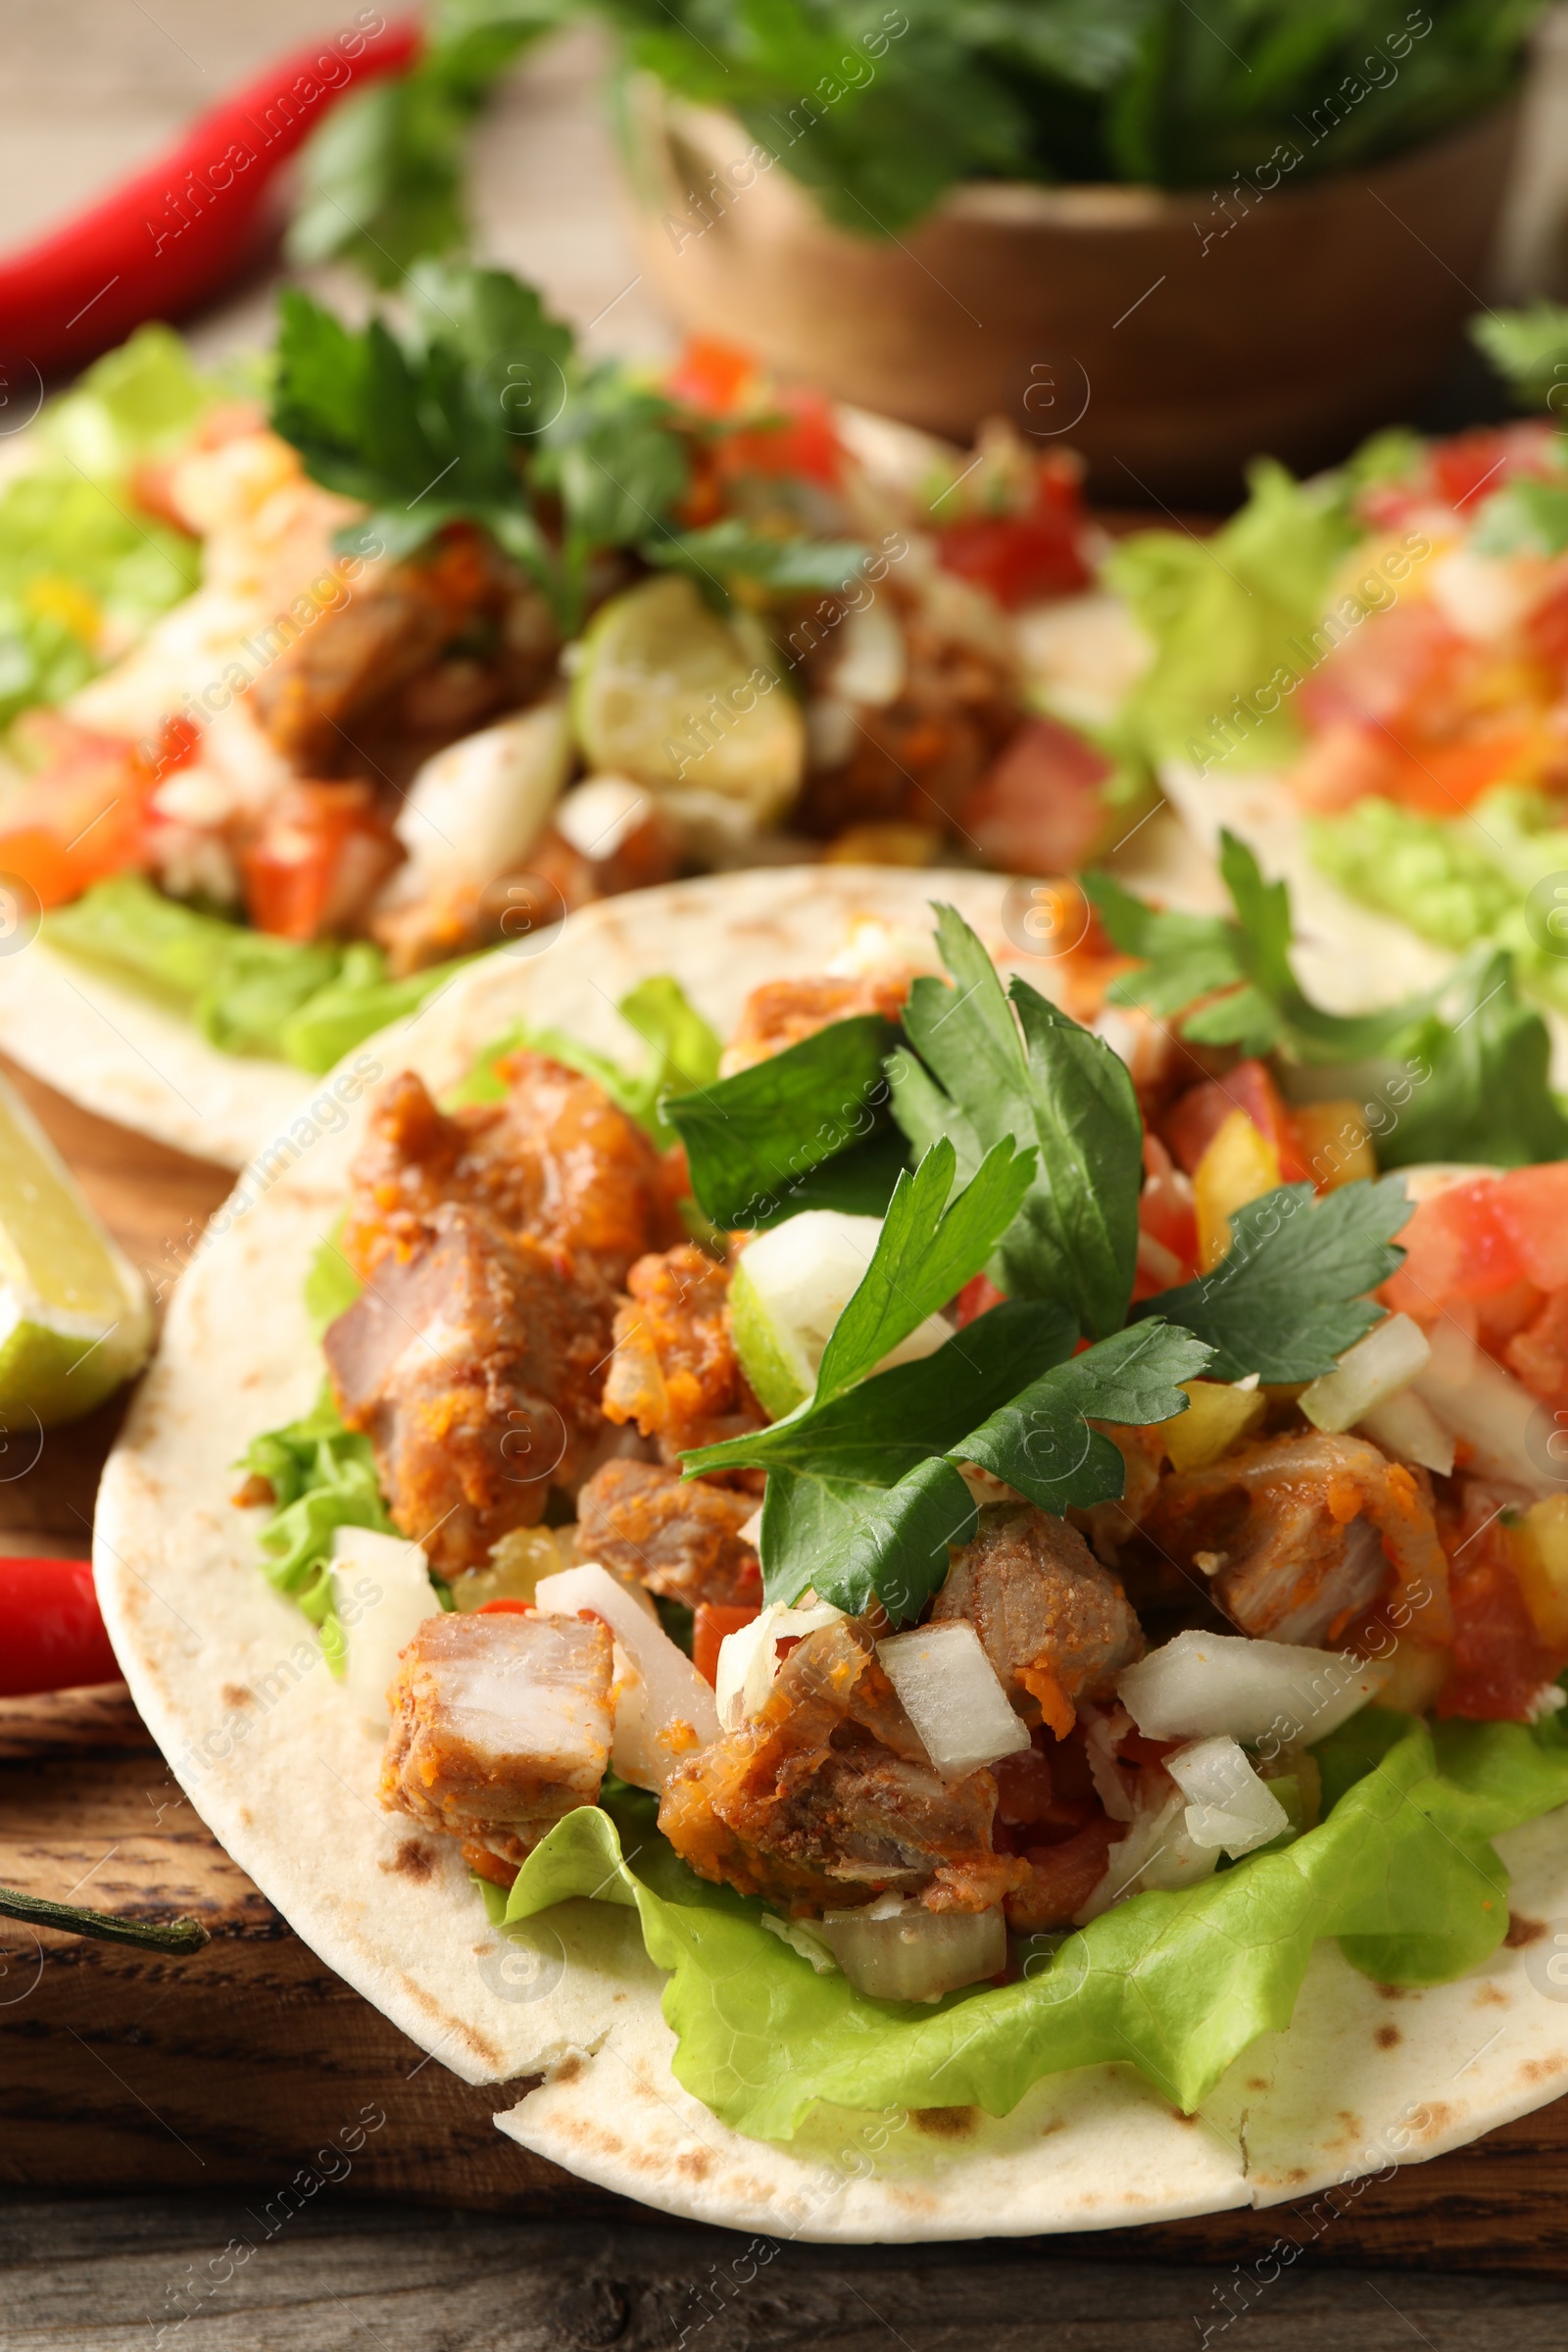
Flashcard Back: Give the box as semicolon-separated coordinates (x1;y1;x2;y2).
8;1051;1568;2269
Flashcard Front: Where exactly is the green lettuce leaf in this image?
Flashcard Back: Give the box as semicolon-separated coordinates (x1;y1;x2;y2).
235;1384;392;1649
502;1706;1568;2140
41;875;467;1072
1102;460;1360;777
1379;948;1568;1170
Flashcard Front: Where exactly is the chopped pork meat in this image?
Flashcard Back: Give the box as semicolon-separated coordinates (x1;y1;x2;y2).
340;1054;679;1293
1070;1422;1166;1568
659;1617;1027;1914
323;1200;610;1575
932;1504;1144;1737
601;1243;765;1464
576;1458;761;1609
380;1610;612;1878
1147;1430;1452;1646
719;974;910;1076
251;526;558;776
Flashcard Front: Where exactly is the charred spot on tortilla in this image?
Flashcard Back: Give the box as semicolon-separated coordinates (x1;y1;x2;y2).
1374;2024;1401;2050
911;2106;978;2139
381;1838;440;1882
220;1684;255;1710
1504;1914;1547;1948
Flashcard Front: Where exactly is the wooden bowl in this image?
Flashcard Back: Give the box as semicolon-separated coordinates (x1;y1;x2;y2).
617;84;1519;505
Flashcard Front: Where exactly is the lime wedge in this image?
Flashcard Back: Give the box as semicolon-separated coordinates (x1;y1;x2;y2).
571;575;805;823
730;1211;950;1420
0;1074;153;1427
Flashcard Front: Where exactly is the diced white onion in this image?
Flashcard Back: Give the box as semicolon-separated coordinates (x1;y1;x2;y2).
392;704;572;892
760;1914;839;1973
330;1525;443;1737
829;600;906;708
554;774;651;860
815;1896;1006;2001
1078;1701;1136;1822
1413;1318;1561;1497
1165;1736;1288;1856
876;1621;1030;1781
714;1600;844;1732
1116;1628;1389;1747
1299;1313;1431;1434
1358;1388;1455;1477
535;1562;719;1788
1075;1788;1218;1923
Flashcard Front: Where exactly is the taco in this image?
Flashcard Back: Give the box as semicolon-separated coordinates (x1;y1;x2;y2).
94;860;1568;2236
0;271;1146;1166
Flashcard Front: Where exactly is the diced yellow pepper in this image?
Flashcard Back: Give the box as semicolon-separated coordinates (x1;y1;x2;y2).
1159;1376;1268;1470
1510;1496;1568;1648
1292;1099;1377;1191
450;1525;564;1610
1194;1107;1281;1272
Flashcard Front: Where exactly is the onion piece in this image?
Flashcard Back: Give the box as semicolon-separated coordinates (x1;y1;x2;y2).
1413;1318;1560;1496
535;1563;719;1788
1075;1788;1218;1923
1166;1736;1289;1856
330;1525;442;1736
830;600;906;708
713;1600;844;1732
876;1621;1030;1781
1358;1388;1454;1477
815;1896;1006;2001
1117;1628;1389;1746
1299;1313;1431;1435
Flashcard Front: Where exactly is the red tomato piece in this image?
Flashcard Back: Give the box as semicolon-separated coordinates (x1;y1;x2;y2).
958;715;1113;875
1493;1164;1568;1292
693;1601;760;1689
1439;1524;1563;1722
665;336;759;415
719;390;844;489
476;1598;534;1616
955;1272;1007;1327
1297;600;1462;737
242;780;395;942
0;714;159;904
1504;1286;1568;1406
1429;423;1557;514
1384;1178;1526;1319
936;463;1091;608
1163;1061;1311;1185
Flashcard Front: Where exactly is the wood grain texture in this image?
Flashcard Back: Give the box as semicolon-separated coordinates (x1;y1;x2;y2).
4;2196;1568;2352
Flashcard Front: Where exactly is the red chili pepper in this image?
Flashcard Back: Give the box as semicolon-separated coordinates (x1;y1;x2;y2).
0;1557;121;1696
0;14;422;378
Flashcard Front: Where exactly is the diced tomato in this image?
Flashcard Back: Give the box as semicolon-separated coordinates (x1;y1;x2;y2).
1384;1177;1528;1320
956;1272;1007;1326
242;780;396;942
1428;423;1557;514
1439;1520;1564;1722
1504;1286;1568;1407
1492;1165;1568;1292
0;712;162;905
476;1598;534;1616
1298;601;1462;738
693;1601;759;1688
958;715;1113;874
1163;1060;1311;1185
719;390;844;490
1138;1132;1199;1281
936;459;1091;608
666;336;759;416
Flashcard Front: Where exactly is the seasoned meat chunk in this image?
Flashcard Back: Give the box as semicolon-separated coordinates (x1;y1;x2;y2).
252;527;557;774
324;1201;609;1575
1147;1431;1451;1645
659;1617;1027;1914
720;974;909;1075
601;1243;765;1462
381;1611;612;1873
1071;1422;1166;1568
933;1505;1143;1737
342;1055;676;1293
577;1459;761;1608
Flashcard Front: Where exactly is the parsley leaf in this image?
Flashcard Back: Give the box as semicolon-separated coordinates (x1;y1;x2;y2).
1136;1177;1413;1383
662;1012;899;1229
647;519;870;599
1086;830;1434;1066
813;1135;1036;1405
959;1320;1214;1514
891;905;1142;1338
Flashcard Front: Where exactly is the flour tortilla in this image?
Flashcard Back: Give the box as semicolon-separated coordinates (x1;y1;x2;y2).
93;863;1568;2238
